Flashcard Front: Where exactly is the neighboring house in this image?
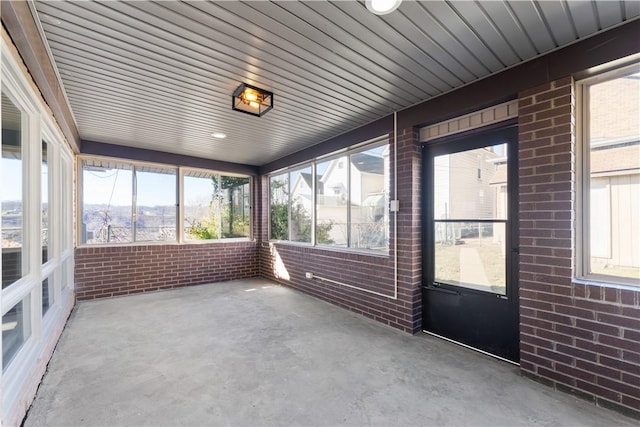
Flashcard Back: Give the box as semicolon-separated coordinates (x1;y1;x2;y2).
290;172;316;212
588;74;640;271
590;140;639;270
435;146;502;245
315;152;388;248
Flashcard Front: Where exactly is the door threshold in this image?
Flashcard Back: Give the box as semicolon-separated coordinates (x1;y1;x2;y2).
423;330;520;366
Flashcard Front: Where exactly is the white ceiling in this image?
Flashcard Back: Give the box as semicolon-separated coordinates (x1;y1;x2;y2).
32;0;640;166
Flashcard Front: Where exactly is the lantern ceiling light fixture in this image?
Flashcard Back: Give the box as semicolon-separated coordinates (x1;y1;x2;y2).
365;0;402;15
232;83;273;117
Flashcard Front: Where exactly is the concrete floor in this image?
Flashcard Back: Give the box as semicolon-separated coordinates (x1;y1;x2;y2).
26;278;635;426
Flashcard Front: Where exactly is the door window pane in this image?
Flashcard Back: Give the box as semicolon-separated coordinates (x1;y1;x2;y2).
42;141;49;264
316;157;347;246
290;167;313;243
433;142;508;295
2;92;25;289
434;222;507;295
220;175;250;238
2;296;31;371
269;173;289;240
350;146;389;250
587;71;640;280
134;167;176;242
434;145;507;220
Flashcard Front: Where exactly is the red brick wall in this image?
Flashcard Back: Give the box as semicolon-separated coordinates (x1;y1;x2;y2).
258;129;423;333
518;77;640;415
75;241;258;300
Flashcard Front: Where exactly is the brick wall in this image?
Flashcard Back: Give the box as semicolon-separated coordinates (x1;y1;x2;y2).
75;241;258;300
258;129;423;333
518;77;640;416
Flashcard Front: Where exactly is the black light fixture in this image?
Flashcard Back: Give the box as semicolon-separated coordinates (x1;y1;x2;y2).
232;83;273;117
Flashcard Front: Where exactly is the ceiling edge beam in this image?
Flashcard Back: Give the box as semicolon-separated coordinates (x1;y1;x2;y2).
81;140;259;176
259;114;393;175
398;18;640;130
1;0;80;152
260;20;639;176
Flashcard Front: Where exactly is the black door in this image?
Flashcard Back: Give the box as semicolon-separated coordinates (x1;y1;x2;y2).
422;125;519;362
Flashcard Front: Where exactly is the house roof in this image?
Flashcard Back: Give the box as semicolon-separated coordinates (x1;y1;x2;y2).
350;153;384;175
298;172;323;194
301;172;313;189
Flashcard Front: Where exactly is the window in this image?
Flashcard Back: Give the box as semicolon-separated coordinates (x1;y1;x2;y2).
220;175;250;239
80;160;177;243
269;173;289;241
80;159;251;245
42;276;53;316
290;166;313;243
135;167;176;242
268;139;390;252
42;141;50;264
2;41;76;420
317;156;348;246
81;160;134;244
349;146;388;250
2;296;31;370
2;92;26;289
579;63;640;284
183;171;250;241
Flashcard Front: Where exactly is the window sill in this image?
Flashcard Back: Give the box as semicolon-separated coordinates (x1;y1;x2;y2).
266;240;390;258
77;237;254;249
183;237;253;245
573;275;640;290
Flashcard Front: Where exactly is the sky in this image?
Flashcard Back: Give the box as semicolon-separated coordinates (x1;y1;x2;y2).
2;158;23;203
83;168;215;207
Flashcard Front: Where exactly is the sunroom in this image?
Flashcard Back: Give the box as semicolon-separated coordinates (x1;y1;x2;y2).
1;1;639;425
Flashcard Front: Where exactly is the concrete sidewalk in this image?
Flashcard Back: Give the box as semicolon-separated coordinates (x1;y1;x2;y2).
25;278;636;426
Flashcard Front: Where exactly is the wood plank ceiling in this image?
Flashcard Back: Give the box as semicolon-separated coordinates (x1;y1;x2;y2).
32;0;640;166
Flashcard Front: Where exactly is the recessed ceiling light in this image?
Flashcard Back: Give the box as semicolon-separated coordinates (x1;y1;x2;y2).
365;0;402;15
211;132;227;139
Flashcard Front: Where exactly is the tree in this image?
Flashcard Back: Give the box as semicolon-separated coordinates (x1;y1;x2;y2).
186;175;250;240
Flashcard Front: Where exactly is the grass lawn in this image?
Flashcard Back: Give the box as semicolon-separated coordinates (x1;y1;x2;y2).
434;238;506;294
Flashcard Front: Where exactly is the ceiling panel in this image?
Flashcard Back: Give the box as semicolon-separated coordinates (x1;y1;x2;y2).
31;0;640;166
476;1;538;61
535;1;576;46
566;1;600;37
595;1;624;29
447;1;521;67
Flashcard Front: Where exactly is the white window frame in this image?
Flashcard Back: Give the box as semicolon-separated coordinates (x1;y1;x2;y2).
268;171;290;242
267;136;390;254
181;167;253;243
576;60;640;287
267;163;314;244
77;156;178;246
77;156;253;246
1;36;75;422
